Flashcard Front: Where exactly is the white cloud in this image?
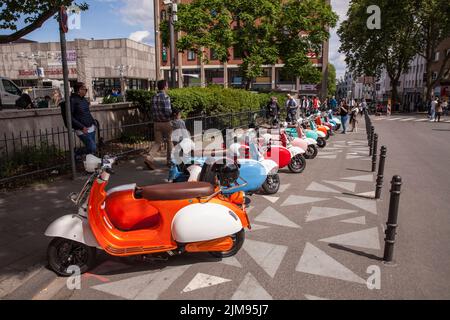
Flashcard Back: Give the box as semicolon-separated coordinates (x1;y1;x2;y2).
129;30;152;43
119;0;154;30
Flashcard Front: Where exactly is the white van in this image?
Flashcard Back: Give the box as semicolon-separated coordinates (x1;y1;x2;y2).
0;77;23;109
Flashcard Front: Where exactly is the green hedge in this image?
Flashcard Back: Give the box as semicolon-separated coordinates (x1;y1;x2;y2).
126;87;288;119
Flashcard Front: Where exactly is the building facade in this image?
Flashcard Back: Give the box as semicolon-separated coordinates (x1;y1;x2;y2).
154;0;331;98
0;38;156;100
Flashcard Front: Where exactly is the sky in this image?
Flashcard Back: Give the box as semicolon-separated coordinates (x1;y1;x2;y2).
1;0;349;78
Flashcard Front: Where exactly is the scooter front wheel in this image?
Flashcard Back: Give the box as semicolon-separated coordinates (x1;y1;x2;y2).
48;237;97;276
304;145;318;159
262;174;280;194
209;229;245;258
288;154;307;173
317;138;327;148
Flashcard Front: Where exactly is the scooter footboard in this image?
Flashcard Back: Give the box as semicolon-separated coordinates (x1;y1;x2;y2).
45;214;101;248
172;203;243;243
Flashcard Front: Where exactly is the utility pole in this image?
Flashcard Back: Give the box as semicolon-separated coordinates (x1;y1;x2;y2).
153;0;161;81
168;1;178;88
59;6;77;179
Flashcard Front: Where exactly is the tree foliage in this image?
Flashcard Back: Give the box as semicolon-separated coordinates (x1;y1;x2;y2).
0;0;88;44
338;0;419;105
176;0;337;89
327;63;337;96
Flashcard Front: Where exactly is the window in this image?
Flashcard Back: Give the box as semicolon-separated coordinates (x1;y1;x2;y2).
210;48;218;61
233;46;242;59
187;50;196;61
434;51;440;62
2;79;22;96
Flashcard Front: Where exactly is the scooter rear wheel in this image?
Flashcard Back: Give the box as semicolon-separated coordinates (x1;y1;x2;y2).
209;229;245;258
262;174;280;194
304;145;318;159
288;154;306;173
48;237;97;276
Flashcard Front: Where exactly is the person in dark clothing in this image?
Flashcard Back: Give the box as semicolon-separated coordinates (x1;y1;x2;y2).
266;96;280;127
71;82;97;155
339;101;350;134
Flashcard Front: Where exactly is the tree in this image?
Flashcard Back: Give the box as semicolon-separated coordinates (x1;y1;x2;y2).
176;0;337;90
0;1;88;44
327;63;337;96
414;0;450;102
338;0;419;106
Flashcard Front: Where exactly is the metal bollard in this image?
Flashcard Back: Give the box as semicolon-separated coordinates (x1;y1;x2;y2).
369;126;375;155
371;134;378;172
375;146;387;199
383;175;402;263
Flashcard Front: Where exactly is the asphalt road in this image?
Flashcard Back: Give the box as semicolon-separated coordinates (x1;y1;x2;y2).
1;114;449;300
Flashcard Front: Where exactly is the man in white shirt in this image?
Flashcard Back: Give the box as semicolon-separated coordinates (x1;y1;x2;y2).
430;97;438;121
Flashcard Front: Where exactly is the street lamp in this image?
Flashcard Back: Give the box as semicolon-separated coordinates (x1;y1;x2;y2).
113;65;130;99
163;0;178;88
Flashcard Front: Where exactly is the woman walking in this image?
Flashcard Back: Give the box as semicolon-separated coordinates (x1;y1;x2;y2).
349;104;359;132
435;99;443;122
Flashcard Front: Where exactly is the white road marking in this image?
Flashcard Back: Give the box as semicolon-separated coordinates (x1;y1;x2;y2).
296;243;366;284
219;257;243;268
262;196;279;204
340;216;366;225
323;180;356;192
91;265;190;300
182;273;231;293
319;227;381;250
388;118;401;121
306;182;340;194
281;195;329;207
243;239;288;278
336;197;378;215
305;294;329;300
231;273;272;300
399;118;415;122
343;174;374;182
318;155;338;159
254;206;301;228
346;155;364;160
305;207;357;222
415;119;428;122
278;184;291;193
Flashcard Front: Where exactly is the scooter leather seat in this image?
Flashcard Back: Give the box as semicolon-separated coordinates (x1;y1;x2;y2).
138;182;215;201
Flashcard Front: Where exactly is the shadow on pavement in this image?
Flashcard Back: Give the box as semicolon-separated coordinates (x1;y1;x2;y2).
328;243;382;262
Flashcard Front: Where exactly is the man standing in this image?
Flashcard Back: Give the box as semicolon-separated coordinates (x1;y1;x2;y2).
330;96;338;112
266;96;280;126
71;82;97;155
361;99;367;117
430;97;438;122
145;80;173;170
285;94;298;124
339;101;350;134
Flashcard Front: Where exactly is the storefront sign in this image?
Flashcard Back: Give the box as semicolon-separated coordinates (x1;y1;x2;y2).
47;50;77;66
300;84;317;91
18;68;77;77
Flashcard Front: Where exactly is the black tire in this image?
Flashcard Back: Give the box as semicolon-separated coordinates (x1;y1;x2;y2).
262;174;280;194
48;237;97;277
317;137;327;148
335;124;341;131
209;229;245;258
288;154;306;173
304;145;318;159
325;130;330;139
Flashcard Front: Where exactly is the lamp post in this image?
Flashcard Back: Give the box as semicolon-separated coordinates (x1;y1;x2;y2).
164;0;178;88
113;65;130;99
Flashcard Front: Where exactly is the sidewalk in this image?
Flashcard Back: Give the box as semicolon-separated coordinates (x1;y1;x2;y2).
0;156;170;298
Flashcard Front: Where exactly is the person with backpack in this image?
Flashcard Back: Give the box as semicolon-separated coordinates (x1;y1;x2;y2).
70;82;97;155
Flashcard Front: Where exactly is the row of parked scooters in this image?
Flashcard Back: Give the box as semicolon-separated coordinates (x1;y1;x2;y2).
44;110;341;276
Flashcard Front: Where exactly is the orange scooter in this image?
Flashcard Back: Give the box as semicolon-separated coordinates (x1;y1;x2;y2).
45;155;251;276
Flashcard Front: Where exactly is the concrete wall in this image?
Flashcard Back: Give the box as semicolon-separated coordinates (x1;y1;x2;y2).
0;103;143;153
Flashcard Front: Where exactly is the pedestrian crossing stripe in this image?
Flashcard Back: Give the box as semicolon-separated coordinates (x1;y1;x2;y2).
415;119;428;122
399;118;415;122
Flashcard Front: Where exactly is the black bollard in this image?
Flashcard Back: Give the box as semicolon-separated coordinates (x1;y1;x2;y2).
371;134;378;172
383;175;402;263
375;146;387;199
369;126;375;155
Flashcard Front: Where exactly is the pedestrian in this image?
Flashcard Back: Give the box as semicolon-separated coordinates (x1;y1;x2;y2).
145;80;173;170
171;108;189;147
360;99;367;117
52;89;61;108
71;82;97;155
435;99;443;122
349;104;359;132
285;94;298;124
430;97;438;121
266;96;280;127
442;98;448;117
339;101;350;134
330;96;338;113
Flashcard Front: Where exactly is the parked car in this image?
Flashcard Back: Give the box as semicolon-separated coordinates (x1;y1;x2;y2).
0;77;23;109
